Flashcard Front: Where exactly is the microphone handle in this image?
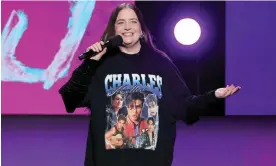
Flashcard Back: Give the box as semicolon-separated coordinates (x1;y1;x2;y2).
78;43;108;60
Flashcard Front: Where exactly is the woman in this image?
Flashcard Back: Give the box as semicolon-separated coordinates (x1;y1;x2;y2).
59;3;240;166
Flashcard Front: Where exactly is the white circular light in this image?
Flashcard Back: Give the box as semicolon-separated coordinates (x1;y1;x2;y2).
174;18;201;45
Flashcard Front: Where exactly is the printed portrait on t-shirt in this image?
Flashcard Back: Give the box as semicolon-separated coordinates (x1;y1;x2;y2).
104;73;162;150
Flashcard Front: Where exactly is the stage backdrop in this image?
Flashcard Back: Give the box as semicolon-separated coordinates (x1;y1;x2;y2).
225;1;276;115
2;1;276;115
1;1;133;115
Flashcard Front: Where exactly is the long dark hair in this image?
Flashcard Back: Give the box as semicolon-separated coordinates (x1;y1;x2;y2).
101;3;167;57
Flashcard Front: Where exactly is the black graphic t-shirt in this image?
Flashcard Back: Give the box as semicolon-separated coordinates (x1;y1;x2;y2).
59;43;218;166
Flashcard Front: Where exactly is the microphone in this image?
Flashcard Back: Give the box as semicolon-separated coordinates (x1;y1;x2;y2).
78;35;123;60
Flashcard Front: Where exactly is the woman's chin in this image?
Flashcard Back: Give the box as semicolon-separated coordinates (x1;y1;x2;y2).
123;40;140;47
123;40;133;45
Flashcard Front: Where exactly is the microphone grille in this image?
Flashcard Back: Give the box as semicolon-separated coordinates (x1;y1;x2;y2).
107;35;123;48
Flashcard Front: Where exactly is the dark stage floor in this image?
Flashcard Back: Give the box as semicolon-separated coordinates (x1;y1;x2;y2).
2;116;276;166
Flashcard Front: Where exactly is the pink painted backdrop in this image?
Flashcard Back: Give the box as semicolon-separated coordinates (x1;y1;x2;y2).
1;1;133;115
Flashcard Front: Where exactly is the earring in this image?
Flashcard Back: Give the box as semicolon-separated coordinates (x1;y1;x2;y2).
140;32;144;39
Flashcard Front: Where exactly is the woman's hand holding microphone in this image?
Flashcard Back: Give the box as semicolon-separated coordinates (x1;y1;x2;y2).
86;41;107;61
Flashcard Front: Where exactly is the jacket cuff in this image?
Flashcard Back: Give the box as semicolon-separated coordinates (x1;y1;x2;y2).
83;59;99;72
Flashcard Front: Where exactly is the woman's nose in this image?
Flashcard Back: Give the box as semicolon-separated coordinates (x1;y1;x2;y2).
124;22;131;30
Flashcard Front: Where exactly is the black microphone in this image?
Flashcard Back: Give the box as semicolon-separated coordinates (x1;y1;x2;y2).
78;35;123;60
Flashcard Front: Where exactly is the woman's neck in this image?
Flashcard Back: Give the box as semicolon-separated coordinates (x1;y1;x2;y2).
119;42;141;55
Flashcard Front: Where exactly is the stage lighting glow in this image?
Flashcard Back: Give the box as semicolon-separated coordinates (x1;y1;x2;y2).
174;18;201;45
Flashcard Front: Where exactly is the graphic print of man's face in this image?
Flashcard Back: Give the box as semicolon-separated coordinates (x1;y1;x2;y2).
112;94;123;109
148;101;158;117
145;94;158;117
125;92;144;122
127;100;143;122
116;118;126;130
147;118;155;132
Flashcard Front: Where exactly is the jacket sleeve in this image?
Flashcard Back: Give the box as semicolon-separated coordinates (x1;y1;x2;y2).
166;59;219;124
58;59;98;113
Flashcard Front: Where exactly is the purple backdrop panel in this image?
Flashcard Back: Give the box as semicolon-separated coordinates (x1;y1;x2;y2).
1;1;133;115
226;1;276;115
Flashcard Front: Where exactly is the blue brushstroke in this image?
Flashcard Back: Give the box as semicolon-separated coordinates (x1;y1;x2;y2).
2;11;28;51
1;10;44;82
1;0;96;90
43;0;96;89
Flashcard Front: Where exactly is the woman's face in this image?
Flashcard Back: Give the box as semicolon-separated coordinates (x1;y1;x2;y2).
114;8;142;47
